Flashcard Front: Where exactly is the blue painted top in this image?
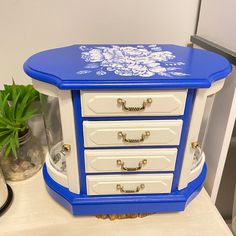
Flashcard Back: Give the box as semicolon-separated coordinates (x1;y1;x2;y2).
24;44;232;89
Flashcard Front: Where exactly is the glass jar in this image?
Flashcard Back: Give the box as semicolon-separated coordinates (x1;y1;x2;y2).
0;128;45;181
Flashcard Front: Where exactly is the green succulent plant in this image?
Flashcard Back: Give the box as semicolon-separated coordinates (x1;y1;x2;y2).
0;82;40;159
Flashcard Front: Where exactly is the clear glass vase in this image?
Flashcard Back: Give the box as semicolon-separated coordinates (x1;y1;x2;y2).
40;94;66;175
0;128;45;181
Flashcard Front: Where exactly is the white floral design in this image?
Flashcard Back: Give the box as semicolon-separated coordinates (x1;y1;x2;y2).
76;45;189;77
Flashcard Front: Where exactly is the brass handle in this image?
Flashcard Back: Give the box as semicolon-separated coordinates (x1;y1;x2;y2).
62;144;71;152
117;159;147;171
191;141;202;165
191;142;202;155
116;184;145;193
118;131;150;143
117;98;152;112
191;142;200;149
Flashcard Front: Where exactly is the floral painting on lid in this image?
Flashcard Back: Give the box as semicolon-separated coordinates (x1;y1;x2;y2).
77;45;189;78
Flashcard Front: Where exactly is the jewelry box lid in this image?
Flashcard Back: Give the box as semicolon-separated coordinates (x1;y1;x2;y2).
24;44;232;89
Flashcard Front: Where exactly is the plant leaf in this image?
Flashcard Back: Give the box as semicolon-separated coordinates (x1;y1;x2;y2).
0;119;8;127
12;90;21;120
0;116;18;127
20;108;38;122
0;82;40;160
0;92;10;117
14;130;19;149
10;136;17;159
0;130;12;137
0;132;13;147
3;143;11;159
15;90;31;120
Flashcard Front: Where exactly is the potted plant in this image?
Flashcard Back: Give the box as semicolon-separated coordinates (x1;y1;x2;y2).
0;82;44;181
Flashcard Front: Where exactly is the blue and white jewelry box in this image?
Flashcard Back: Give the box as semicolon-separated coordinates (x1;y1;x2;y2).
24;44;232;215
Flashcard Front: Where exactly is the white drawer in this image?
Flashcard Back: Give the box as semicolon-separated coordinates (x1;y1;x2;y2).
83;120;182;147
84;148;177;173
86;174;173;195
81;90;187;117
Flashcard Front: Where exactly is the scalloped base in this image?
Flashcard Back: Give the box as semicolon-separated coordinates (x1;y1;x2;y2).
43;164;207;216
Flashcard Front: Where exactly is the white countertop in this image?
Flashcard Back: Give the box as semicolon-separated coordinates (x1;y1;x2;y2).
1;171;233;236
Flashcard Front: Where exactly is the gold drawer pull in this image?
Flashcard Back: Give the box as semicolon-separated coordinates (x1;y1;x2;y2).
191;141;202;165
191;141;202;155
118;131;150;143
117;98;152;112
117;159;147;171
116;184;145;193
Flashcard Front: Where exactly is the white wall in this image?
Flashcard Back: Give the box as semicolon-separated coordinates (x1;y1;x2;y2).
0;0;199;86
198;0;236;52
196;0;236;204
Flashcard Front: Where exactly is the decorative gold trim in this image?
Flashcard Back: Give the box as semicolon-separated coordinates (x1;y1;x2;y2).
117;98;152;112
118;131;150;143
191;141;200;149
62;144;71;152
117;159;147;171
96;213;153;220
116;183;145;193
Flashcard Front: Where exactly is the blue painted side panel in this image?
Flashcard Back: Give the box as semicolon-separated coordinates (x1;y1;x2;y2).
72;90;87;194
43;164;207;215
171;90;195;191
24;44;232;90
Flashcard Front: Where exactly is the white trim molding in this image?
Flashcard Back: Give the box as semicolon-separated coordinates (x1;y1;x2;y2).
178;79;225;190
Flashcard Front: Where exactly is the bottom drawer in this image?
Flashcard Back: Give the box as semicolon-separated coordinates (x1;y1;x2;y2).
86;174;173;195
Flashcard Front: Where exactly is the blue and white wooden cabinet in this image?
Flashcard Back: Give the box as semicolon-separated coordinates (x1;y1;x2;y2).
24;44;232;215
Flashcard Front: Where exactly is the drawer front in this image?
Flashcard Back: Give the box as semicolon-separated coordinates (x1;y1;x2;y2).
81;90;187;117
84;148;177;173
86;174;173;195
83;120;182;147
